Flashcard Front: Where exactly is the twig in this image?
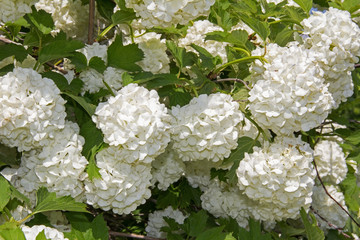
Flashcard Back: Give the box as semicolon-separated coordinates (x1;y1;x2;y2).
45;62;68;74
0;36;19;45
88;0;95;44
109;231;164;240
213;78;252;91
310;206;352;239
355;64;360;69
312;157;360;228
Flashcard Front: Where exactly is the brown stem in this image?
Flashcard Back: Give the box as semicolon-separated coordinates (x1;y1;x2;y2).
310;206;352;239
88;0;95;44
213;78;251;91
109;231;164;240
312;157;360;228
0;36;19;45
355;64;360;69
45;62;67;74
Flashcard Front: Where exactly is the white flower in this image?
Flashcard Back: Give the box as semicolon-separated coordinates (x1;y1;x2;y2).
184;160;219;191
78;42;108;64
92;83;171;163
146;206;187;238
248;43;333;135
21;225;68;240
0;67;66;151
84;146;152;214
236;135;316;221
151;145;186;191
103;67;124;92
0;0;37;23
134;32;170;74
301;7;360;108
35;0;89;40
171;93;245;162
314;140;347;184
124;0;215;28
312;185;348;230
178;20;228;62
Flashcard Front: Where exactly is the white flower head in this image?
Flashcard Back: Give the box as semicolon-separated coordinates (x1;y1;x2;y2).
171;93;245;162
125;0;215;28
146;206;188;238
0;67;66;151
0;0;37;23
84;146;152;214
92;83;172;163
21;225;68;240
236;135;316;220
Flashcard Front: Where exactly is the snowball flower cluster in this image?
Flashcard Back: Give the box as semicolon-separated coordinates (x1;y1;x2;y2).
134;32;170;74
311;185;348;230
84;146;152;214
178;20;228;62
236;136;316;220
0;0;37;23
146;206;188;238
125;0;215;28
0;67;66;151
314;140;347;184
35;0;89;40
151;145;186;190
21;225;68;240
248;43;333;135
171;93;244;162
301;7;360;108
92;83;171;163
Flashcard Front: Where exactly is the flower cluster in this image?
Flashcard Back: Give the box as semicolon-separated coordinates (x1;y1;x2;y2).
124;0;215;28
248;43;333;135
0;67;66;151
171;93;244;162
21;225;68;240
0;0;37;23
92;83;171;163
146;206;188;238
236;136;316;220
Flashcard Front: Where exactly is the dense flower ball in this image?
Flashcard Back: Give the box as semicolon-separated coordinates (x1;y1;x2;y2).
314;140;347;184
92;83;172;163
124;0;215;28
236;136;316;220
248;43;333;135
78;42;108;64
151;145;186;190
35;0;89;40
146;206;188;238
134;32;170;74
312;185;348;230
79;68;105;94
171;93;244;162
178;20;228;62
0;67;66;151
0;0;36;22
103;67;124;92
184;160;218;191
84;146;152;214
21;225;68;240
301;7;360;108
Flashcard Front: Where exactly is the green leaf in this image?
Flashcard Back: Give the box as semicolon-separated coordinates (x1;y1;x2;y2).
79;120;104;159
206;30;249;49
340;169;360;212
33;187;89;215
0;64;14;77
238;14;270;41
68;78;84;95
35;230;49;240
345;130;360;145
24;6;54;34
64;213;108;240
0;176;11;211
62;92;97;117
166;41;197;69
96;0;116;21
237;218;272;240
183;210;208;237
300;208;325;240
9;183;31;205
38;40;84;65
293;0;313;14
276;221;305;237
111;10;137;25
190;44;220;70
89;57;107;74
274;27;295;47
196;226;226;240
86;148;102;181
342;0;360;14
0;44;27;62
41;71;69;92
0;144;19;167
137;73;184;89
0;222;26;240
67;52;88;72
222;137;259;166
107;35;143;71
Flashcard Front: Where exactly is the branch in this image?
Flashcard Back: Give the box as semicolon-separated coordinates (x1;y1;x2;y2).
88;0;95;44
355;64;360;69
310;206;352;239
0;36;19;45
312;157;360;228
213;78;251;91
109;231;164;240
